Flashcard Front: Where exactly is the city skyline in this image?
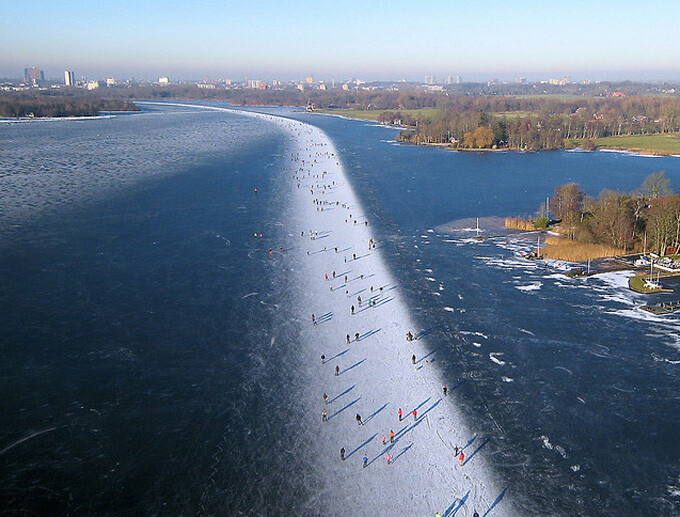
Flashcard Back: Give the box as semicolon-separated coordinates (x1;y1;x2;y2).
3;0;680;82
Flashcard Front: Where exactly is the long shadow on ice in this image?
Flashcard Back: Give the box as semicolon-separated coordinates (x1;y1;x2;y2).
328;384;355;404
339;358;366;375
391;442;413;464
328;397;361;421
346;432;378;459
482;488;507;517
358;328;381;341
363;402;389;424
415;346;439;365
395;400;441;440
463;436;491;466
326;348;350;363
443;490;470;517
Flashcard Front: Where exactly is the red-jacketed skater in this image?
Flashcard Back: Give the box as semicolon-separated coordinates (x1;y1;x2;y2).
413;409;417;420
459;451;465;466
398;408;402;421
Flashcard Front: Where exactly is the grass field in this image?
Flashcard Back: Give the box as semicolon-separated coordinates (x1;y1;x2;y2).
317;108;536;123
316;108;440;122
571;133;680;155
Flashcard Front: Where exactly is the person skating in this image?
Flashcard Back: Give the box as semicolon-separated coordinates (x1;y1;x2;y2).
355;333;360;341
386;454;392;465
398;408;402;421
351;305;355;315
312;314;316;325
412;354;416;365
346;334;350;344
335;365;339;376
443;385;447;396
363;454;368;468
321;354;325;363
340;447;345;461
454;446;459;457
322;409;327;422
413;409;417;420
459;451;465;466
381;435;387;445
356;413;363;425
323;393;328;404
389;430;395;443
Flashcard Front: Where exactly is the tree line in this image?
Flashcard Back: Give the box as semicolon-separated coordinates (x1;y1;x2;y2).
0;91;138;117
549;171;680;254
394;96;680;150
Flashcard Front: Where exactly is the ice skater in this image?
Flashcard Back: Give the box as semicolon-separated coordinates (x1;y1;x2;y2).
321;354;325;363
386;454;392;465
363;454;368;468
413;409;417;420
322;409;327;422
351;305;355;315
335;365;340;376
412;354;416;365
356;414;363;425
389;430;395;443
340;447;345;461
346;334;351;344
323;393;328;403
398;408;402;421
355;333;360;341
459;451;465;466
443;385;447;396
312;314;316;325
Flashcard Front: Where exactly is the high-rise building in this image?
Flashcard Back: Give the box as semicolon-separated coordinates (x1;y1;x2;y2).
305;76;314;85
24;67;44;85
64;70;75;86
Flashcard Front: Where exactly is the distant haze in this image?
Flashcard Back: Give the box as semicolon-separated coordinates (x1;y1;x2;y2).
3;0;680;82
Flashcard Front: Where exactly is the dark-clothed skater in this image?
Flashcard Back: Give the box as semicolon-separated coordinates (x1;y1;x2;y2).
335;365;340;376
340;447;346;461
356;413;363;425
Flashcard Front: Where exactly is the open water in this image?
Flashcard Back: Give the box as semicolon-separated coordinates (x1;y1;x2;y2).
1;102;680;515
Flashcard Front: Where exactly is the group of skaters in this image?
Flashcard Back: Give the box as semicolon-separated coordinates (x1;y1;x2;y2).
290;126;490;516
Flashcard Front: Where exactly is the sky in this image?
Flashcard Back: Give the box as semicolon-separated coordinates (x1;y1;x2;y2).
3;0;680;82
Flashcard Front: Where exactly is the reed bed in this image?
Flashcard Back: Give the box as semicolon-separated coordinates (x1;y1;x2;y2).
540;235;624;261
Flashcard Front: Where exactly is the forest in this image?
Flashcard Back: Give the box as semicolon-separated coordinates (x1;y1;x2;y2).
0;91;138;117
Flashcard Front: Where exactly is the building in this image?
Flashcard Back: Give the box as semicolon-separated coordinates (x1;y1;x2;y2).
158;77;170;85
24;67;44;85
86;80;100;90
305;76;314;85
319;82;327;91
64;70;75;86
424;75;436;85
106;78;116;87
